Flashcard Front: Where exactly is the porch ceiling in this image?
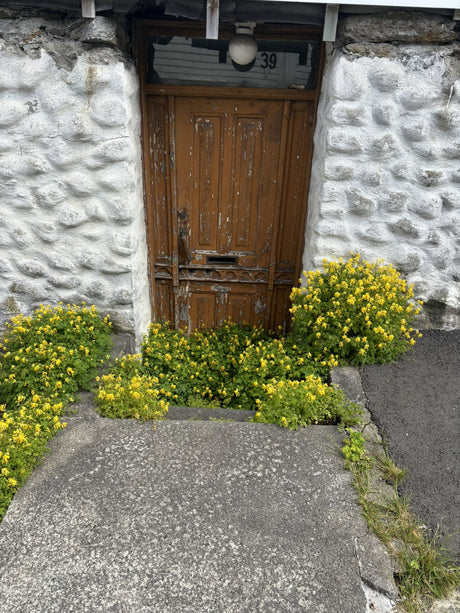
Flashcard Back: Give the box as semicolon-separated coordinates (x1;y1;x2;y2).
1;0;456;19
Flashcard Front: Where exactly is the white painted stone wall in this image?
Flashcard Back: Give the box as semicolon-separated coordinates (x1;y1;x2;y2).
304;29;460;328
0;15;151;346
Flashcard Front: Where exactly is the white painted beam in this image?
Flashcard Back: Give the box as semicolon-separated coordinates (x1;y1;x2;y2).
323;4;339;42
82;0;96;18
206;0;219;40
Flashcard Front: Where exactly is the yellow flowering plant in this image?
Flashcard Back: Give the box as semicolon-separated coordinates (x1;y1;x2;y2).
96;368;169;421
252;376;361;430
0;303;112;408
0;303;112;521
289;253;422;367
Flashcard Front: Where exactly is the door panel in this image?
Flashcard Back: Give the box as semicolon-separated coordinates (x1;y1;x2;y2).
146;94;314;332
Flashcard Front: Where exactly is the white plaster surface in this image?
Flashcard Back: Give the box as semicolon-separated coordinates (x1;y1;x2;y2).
0;16;151;345
304;41;460;328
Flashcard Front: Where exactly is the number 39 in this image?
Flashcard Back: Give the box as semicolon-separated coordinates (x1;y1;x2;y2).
261;52;277;69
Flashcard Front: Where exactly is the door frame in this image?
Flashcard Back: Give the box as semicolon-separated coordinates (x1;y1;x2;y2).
136;20;325;330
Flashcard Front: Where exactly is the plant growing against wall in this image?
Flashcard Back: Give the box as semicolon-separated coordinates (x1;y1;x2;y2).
289;253;422;368
0;304;112;522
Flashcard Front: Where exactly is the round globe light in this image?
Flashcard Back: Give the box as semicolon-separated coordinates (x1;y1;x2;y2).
228;33;258;66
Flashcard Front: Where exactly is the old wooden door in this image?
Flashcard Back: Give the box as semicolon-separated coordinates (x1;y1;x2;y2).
145;93;315;332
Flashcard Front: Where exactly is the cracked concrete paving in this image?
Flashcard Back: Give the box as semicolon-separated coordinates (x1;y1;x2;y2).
0;390;397;613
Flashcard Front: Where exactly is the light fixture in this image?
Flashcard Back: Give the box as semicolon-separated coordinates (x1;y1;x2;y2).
228;22;257;66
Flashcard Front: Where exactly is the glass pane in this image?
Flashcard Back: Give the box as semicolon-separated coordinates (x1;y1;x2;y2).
146;36;319;89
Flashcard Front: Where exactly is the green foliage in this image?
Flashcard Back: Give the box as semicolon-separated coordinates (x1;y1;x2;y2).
345;432;460;612
96;368;168;421
289;253;422;367
0;303;112;408
253;378;361;430
137;321;318;410
341;428;367;467
0;303;112;522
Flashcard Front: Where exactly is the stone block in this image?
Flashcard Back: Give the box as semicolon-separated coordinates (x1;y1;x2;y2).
324;163;354;181
425;230;442;245
444;142;460;160
46;141;82;171
80;17;119;47
368;63;403;92
90;94;128;128
417;169;445;187
18;53;56;91
326;130;362;154
355;223;393;245
379;192;408;212
0;99;28;127
330;63;365;101
96;168;136;193
98;256;131;275
412;144;441;161
370;134;400;154
0;155;30;180
360;168;382;187
79;248;100;270
328;103;366;126
60;113;95;144
38;81;74;114
91;138;131;164
394;250;423;274
408;196;442;220
65;172;96;198
346;187;376;215
371;103;395;127
48;276;82;289
391;162;413;181
28;156;52;176
33;222;59;244
105;199;134;224
85;278;111;300
451;169;460;183
11;186;35;210
339;11;457;44
16;259;47;278
58;206;88;228
109;233;134;257
344;43;397;59
319;183;342;202
440;191;459;211
0;258;13;273
315;219;348;239
113;288;134;305
36;183;67;208
399;88;435;111
46;252;76;272
11;226;32;246
10;278;51;300
85;200;108;221
433;108;460;133
388;217;421;237
401;119;429;142
0;229;13;248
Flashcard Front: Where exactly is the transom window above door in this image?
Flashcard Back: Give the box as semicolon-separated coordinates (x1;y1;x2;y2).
146;36;320;89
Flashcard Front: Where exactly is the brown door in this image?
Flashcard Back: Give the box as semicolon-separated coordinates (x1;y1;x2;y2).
145;93;315;332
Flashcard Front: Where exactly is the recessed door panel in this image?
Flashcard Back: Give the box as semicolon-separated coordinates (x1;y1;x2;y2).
145;94;315;332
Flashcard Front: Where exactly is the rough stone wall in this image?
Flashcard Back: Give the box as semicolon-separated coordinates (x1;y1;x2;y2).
0;12;151;346
304;12;460;328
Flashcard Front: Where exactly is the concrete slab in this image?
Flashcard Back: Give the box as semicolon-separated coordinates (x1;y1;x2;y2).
0;417;378;612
